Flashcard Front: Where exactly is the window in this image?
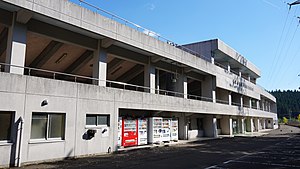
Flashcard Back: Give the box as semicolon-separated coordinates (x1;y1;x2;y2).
86;114;110;126
0;111;13;141
30;113;65;140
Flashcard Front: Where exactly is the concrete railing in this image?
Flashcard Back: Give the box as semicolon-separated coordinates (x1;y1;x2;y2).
0;62;277;114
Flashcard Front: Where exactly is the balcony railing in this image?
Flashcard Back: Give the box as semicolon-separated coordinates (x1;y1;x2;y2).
0;62;276;114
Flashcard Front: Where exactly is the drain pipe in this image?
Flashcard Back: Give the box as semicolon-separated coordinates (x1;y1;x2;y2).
17;117;24;167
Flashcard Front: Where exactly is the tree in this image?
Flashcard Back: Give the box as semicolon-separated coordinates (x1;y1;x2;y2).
283;117;288;124
297;114;300;122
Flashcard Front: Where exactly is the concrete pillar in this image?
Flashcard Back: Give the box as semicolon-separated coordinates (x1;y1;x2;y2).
156;69;160;94
249;118;254;133
144;64;156;94
220;116;233;136
227;63;230;72
248;75;251;81
240;96;243;107
256;100;260;110
262;119;266;129
174;73;187;98
228;92;232;105
5;21;27;74
202;75;216;102
268;102;271;112
262;101;265;111
93;42;107;86
212;90;216;103
254;118;259;132
241;118;245;134
178;114;188;140
203;116;218;138
249;98;252;109
239;71;242;77
211;57;214;64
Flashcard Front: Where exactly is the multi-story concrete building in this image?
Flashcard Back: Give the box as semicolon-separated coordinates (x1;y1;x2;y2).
0;0;277;167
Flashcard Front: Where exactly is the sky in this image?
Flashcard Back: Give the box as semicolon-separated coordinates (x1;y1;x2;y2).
69;0;300;91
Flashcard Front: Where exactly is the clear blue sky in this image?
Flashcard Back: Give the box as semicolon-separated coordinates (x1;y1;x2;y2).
70;0;300;91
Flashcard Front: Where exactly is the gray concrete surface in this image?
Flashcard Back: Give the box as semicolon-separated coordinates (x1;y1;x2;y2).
13;125;300;169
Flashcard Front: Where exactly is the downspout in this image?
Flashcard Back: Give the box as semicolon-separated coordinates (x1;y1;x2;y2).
17;117;24;167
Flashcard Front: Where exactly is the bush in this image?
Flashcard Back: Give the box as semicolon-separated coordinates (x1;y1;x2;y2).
283;117;288;124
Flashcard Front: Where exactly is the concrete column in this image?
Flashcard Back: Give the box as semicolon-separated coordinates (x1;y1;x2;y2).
174;73;187;98
212;90;216;103
220;116;232;136
256;100;260;110
262;119;266;129
268;102;271;112
203;116;218;138
228;92;232;105
249;98;252;109
144;64;156;94
248;75;251;81
250;118;254;133
213;117;218;138
239;71;242;77
178;114;188;140
254;118;259;132
241;118;245;134
93;42;107;86
156;69;160;94
262;101;265;111
5;21;27;74
202;75;216;102
240;96;243;107
227;63;230;72
211;57;214;64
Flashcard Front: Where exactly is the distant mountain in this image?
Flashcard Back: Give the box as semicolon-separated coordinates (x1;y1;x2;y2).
270;90;300;118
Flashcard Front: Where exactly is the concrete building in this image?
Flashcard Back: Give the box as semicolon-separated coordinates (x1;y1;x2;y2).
0;0;277;167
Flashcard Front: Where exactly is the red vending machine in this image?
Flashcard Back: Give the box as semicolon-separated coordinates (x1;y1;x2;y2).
122;118;138;147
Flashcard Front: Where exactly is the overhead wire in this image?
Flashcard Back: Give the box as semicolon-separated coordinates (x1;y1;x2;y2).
271;20;299;89
267;5;290;83
268;6;298;89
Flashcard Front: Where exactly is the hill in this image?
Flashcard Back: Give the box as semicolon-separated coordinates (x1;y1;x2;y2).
270;90;300;118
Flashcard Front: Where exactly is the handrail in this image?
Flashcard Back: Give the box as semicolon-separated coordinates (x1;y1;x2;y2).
0;62;276;113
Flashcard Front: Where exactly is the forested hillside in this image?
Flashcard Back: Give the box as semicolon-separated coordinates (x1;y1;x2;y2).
270;90;300;118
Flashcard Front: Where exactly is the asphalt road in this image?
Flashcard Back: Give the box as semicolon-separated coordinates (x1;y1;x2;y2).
18;125;300;169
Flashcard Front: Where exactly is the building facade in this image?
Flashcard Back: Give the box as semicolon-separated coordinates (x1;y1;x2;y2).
0;0;277;167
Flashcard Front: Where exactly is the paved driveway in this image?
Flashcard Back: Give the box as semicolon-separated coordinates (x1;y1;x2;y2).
18;125;300;169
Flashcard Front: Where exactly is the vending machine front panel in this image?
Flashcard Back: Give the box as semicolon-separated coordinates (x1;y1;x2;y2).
122;118;138;147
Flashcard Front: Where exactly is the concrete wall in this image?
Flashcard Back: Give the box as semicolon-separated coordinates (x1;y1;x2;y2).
0;70;278;167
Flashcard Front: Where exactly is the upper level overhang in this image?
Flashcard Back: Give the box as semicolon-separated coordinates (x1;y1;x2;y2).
183;39;261;79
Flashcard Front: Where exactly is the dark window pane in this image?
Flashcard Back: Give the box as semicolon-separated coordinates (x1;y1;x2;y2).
31;114;47;139
48;114;65;139
0;112;12;140
86;115;97;125
97;115;109;126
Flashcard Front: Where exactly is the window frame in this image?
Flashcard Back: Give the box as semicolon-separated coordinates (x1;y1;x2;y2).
85;114;110;128
0;111;14;143
30;112;66;141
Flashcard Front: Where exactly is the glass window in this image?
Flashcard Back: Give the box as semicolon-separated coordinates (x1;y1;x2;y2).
86;115;97;126
86;114;110;126
31;114;47;139
0;112;13;141
48;114;65;139
31;113;65;140
97;115;109;126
